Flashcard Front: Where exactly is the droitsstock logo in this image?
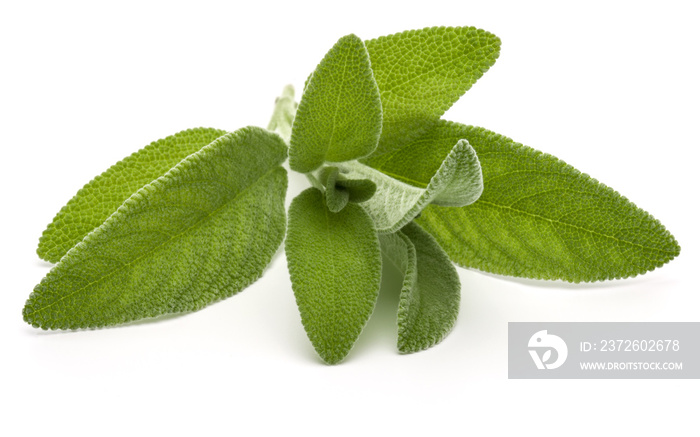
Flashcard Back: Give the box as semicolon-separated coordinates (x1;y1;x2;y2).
528;330;568;370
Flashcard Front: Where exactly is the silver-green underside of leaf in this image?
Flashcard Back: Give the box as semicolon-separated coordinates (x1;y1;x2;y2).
316;166;378;213
334;138;482;233
380;222;460;353
321;166;350;213
24;127;288;329
267;84;297;143
37;127;228;263
414;121;681;282
285;188;382;364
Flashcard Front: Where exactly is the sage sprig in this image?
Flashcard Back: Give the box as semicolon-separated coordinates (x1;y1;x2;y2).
24;26;680;364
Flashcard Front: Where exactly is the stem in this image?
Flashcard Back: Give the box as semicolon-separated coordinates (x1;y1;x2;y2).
305;172;324;191
267;84;297;144
267;85;323;193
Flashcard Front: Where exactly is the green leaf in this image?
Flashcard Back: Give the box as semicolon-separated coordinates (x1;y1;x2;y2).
267;84;297;144
380;222;460;353
322;167;350;213
362;134;483;207
289;34;382;173
364;26;500;157
285;188;382;364
414;121;681;282
24;127;288;329
337;177;377;203
319;166;377;212
37;127;228;263
333;137;482;233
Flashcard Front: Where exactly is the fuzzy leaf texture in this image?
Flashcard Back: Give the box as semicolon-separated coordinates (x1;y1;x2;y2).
285;188;382;364
333;137;482;233
380;222;460;353
319;166;377;212
413;122;681;282
363;26;500;157
267;84;297;142
24;127;288;329
323;167;350;213
289;34;382;173
335;177;377;203
37;127;228;263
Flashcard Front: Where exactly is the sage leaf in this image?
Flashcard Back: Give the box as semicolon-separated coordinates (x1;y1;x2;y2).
400;223;461;352
380;222;460;353
285;188;382;364
364;26;500;157
362;136;483;207
289;34;382;173
267;84;297;143
414;122;681;282
326;190;350;214
319;166;377;212
37;127;228;263
337;177;377;203
322;167;350;213
335;137;482;233
24;127;288;329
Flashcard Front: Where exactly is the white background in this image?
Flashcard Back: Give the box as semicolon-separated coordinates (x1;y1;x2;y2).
2;0;698;435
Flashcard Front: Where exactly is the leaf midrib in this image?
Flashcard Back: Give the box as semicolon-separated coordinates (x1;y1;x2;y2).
476;199;675;255
372;168;428;188
325;50;350;159
27;166;280;319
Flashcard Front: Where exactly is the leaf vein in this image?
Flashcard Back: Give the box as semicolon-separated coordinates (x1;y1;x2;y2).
26;167;279;318
477;200;675;255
